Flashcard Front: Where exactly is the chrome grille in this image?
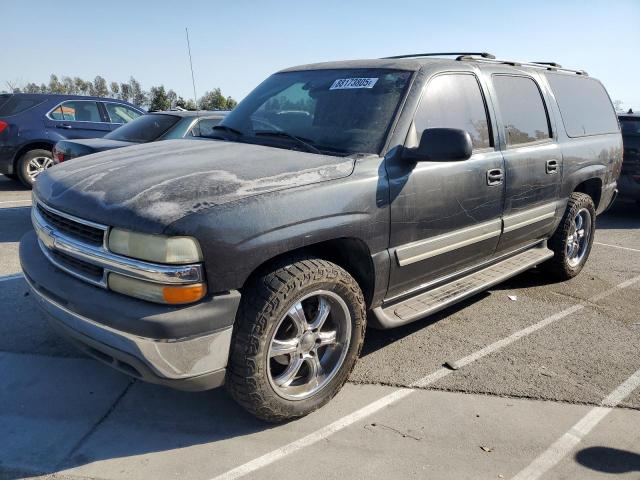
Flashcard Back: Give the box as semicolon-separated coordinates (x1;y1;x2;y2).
31;197;205;290
36;203;105;246
50;250;104;281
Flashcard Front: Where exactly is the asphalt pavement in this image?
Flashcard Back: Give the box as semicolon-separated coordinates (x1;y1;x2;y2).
1;175;639;480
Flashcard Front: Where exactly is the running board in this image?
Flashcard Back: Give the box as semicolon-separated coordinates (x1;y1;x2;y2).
372;246;554;329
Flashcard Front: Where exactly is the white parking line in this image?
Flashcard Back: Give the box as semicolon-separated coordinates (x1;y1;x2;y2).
0;273;24;283
512;367;640;480
211;274;640;480
594;241;640;253
0;199;31;205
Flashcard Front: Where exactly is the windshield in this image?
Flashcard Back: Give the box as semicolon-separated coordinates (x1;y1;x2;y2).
621;118;640;137
105;114;180;143
218;69;412;155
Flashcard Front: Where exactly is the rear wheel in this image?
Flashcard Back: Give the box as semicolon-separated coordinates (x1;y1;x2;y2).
226;257;366;422
541;192;596;280
17;149;53;188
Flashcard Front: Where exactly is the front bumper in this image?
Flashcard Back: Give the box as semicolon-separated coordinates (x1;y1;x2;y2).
20;230;241;391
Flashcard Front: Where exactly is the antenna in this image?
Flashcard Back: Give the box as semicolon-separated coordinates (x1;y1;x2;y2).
185;27;200;131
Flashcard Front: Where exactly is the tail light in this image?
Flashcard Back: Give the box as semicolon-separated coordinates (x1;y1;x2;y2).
53;146;65;163
0;121;7;133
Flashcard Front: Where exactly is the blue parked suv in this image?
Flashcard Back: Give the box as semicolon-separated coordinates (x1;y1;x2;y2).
0;93;145;187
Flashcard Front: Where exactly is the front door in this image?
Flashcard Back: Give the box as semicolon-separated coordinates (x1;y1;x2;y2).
386;72;505;299
488;73;562;253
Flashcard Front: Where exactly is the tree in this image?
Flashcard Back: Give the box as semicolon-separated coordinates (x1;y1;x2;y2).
148;85;171;111
119;83;132;102
61;76;75;94
129;76;147;107
93;76;109;97
110;82;120;98
199;88;227;110
176;96;197;110
23;83;41;93
74;77;89;95
225;96;237;110
167;89;177;109
48;74;65;94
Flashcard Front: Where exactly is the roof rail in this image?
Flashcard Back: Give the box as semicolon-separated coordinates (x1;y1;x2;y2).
532;62;563;68
456;54;588;76
382;52;496;60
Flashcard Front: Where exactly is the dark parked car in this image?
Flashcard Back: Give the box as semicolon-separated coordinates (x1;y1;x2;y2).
21;53;621;421
53;110;228;162
0;93;144;186
618;111;640;203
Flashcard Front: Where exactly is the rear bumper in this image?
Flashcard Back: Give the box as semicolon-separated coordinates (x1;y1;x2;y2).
20;230;240;391
0;146;17;173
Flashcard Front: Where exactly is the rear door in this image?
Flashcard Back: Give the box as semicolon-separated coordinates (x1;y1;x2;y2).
487;72;562;253
44;100;111;138
385;71;505;298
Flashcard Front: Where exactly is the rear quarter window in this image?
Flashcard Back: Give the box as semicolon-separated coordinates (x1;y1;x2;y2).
0;96;47;116
546;74;618;137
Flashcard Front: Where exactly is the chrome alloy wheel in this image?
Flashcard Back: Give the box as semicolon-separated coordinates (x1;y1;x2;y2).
566;207;592;267
267;290;352;400
26;156;53;181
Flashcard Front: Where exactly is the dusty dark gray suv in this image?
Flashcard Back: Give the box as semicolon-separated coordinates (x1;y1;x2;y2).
20;53;622;421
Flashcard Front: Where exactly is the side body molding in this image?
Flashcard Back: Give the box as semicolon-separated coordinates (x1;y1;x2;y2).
394;201;558;267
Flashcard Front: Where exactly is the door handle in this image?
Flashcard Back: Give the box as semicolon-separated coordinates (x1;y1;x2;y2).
486;168;503;186
546;159;558;174
56;124;72;129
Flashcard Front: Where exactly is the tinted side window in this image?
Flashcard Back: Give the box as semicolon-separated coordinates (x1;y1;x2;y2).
620;118;640;137
492;75;551;147
190;118;223;137
546;74;618;137
414;74;491;149
0;96;46;116
105;103;142;124
49;101;101;122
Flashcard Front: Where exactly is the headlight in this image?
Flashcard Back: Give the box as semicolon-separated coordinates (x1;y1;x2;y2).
108;273;206;304
108;228;203;264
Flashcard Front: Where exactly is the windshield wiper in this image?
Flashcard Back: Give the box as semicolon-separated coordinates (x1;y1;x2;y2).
254;130;322;155
212;125;244;136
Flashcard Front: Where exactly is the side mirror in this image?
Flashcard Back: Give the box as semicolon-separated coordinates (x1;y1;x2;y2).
402;128;473;162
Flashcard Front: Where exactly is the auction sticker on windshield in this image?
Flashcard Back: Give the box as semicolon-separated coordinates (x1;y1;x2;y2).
330;78;379;90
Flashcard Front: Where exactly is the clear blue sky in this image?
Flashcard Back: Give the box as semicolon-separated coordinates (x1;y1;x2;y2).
2;0;639;109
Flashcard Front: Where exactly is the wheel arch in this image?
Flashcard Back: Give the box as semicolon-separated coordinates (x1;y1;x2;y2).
13;141;54;171
241;237;377;309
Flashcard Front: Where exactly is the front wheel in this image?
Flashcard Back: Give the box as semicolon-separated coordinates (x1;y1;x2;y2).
226;257;366;422
17;149;54;188
541;192;596;280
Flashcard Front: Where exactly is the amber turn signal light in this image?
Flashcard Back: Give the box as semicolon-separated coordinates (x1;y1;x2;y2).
162;283;206;304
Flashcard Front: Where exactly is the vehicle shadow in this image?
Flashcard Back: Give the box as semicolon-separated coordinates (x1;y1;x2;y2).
575;446;640;474
0;205;33;242
0;176;29;192
361;293;489;357
597;200;640;230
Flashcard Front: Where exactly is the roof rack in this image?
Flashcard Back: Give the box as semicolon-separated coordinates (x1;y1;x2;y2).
456;54;588;75
383;52;496;60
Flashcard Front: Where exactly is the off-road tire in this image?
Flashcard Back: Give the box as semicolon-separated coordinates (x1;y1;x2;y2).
226;257;366;422
17;149;53;188
541;192;596;280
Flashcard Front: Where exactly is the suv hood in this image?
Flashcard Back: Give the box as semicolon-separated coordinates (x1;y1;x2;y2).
35;139;355;232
